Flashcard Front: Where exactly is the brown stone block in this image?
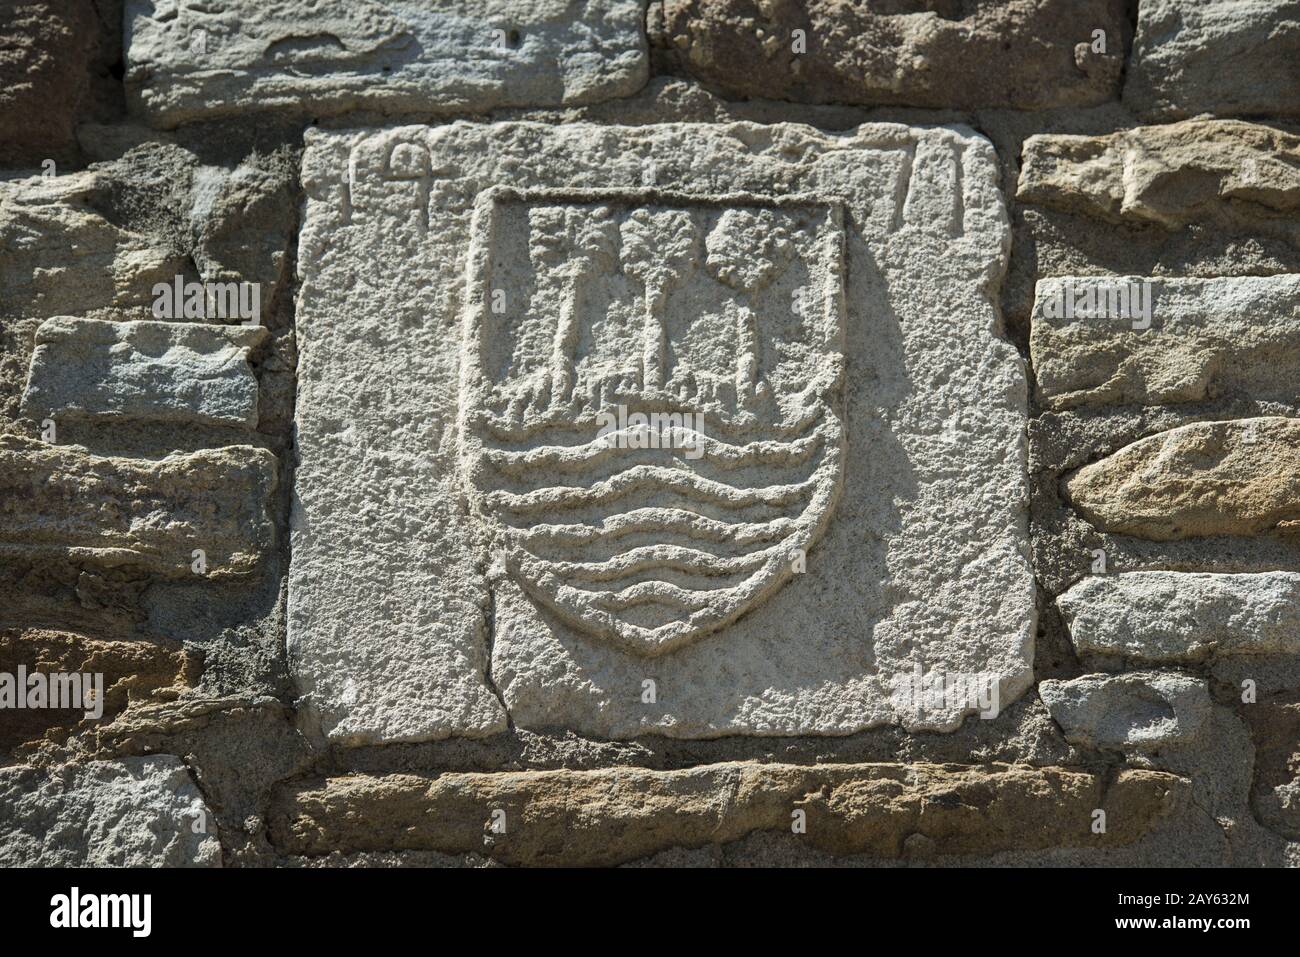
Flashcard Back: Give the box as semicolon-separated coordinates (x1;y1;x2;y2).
270;762;1187;865
0;435;278;577
1065;418;1300;540
652;0;1128;110
0;0;101;163
0;627;198;754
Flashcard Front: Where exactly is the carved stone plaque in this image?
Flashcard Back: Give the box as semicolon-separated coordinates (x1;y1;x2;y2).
289;121;1034;743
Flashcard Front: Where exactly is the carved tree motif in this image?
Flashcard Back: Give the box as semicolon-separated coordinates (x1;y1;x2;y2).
528;204;620;403
620;209;698;391
704;208;796;291
703;209;797;414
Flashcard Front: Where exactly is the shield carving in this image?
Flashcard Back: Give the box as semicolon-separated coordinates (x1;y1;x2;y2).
459;187;846;656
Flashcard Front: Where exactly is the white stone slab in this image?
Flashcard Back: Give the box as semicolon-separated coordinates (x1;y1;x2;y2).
289;120;1033;743
125;0;649;127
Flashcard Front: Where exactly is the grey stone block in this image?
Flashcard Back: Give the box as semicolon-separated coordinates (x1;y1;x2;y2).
1030;275;1300;411
1040;672;1211;751
0;756;221;867
124;0;649;127
1057;571;1300;665
1125;0;1300;119
22;316;266;429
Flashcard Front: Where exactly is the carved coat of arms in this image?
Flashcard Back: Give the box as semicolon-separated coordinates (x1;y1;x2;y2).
459;187;845;656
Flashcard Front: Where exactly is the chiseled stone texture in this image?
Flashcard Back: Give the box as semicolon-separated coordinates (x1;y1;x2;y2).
0;435;277;577
1017;119;1300;235
0;756;221;866
290;121;1032;743
268;762;1187;866
189;149;302;299
22;317;267;428
0;144;297;330
0;0;100;163
1031;275;1300;411
1065;417;1300;540
124;0;649;128
1125;0;1300;120
1057;572;1300;666
650;0;1127;109
1039;672;1211;752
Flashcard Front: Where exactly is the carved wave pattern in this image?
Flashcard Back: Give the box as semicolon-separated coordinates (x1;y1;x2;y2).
474;403;844;656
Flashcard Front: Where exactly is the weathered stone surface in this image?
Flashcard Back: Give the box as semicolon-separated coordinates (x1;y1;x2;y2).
0;169;182;323
0;627;197;755
0;143;294;327
0;755;221;866
1242;692;1300;840
1005;115;1300;349
1064;418;1300;540
22;317;267;428
269;762;1186;865
0;1;100;163
1031;275;1300;410
0;435;277;577
3;0;1290;875
191;149;300;297
650;0;1127;109
2;125;308;435
81;140;300;297
82;696;318;866
291;121;1032;743
1056;572;1300;665
1125;0;1300;120
1017;120;1300;234
1039;672;1211;751
124;0;649;128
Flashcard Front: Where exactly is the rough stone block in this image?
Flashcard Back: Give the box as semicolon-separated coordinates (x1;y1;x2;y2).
0;142;299;361
268;762;1187;866
1017;119;1300;235
1125;0;1300;120
0;755;221;866
22;316;266;428
1031;275;1300;410
1064;417;1300;540
650;0;1128;109
0;0;100;163
0;627;197;755
1056;571;1300;665
0;170;181;323
1039;672;1211;751
1241;692;1300;840
289;120;1033;743
124;0;650;128
191;150;300;298
0;435;277;577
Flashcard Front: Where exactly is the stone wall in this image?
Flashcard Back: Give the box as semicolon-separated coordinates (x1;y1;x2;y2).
1;0;1298;868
